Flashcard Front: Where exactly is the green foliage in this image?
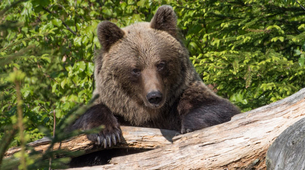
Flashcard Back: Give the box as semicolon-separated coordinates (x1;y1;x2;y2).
180;1;305;111
1;0;305;168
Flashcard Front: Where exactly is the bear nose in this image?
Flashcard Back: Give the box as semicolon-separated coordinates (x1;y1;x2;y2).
147;91;162;105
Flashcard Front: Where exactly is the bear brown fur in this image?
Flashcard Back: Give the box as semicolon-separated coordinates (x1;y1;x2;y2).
68;5;240;148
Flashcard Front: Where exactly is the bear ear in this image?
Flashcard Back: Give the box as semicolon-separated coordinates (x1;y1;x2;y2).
97;21;125;52
150;5;177;37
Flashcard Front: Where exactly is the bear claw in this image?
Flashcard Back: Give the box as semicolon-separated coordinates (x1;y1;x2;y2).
89;128;122;148
180;128;193;134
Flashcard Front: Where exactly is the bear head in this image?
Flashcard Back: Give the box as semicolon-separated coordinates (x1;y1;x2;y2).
94;5;196;124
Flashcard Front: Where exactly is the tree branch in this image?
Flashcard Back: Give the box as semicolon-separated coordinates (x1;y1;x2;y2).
42;7;78;36
0;0;27;16
296;0;305;11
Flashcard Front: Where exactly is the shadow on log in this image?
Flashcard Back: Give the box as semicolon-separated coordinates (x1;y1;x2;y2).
5;88;305;169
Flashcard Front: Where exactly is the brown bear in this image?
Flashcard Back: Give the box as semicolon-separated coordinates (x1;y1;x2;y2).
68;5;240;148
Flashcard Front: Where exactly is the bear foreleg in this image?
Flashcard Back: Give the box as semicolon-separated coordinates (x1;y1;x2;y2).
67;103;122;148
177;82;240;134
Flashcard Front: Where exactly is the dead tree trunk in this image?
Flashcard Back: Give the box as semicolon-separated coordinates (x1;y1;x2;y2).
5;88;305;169
71;88;305;170
4;127;178;158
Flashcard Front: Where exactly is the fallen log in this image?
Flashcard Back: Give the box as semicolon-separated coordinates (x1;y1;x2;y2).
4;127;178;158
6;88;305;169
69;88;305;170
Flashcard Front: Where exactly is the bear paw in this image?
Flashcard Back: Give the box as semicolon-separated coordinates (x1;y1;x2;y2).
87;125;122;148
180;112;209;134
181;115;194;134
180;124;194;134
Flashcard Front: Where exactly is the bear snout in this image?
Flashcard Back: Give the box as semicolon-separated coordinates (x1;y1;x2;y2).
146;91;163;106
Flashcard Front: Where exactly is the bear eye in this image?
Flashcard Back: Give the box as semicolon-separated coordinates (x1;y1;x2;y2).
157;61;166;71
131;68;141;76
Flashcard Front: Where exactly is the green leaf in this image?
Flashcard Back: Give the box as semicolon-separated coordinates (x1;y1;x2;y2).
78;61;86;72
299;56;305;67
41;54;51;63
52;18;62;27
295;49;302;56
7;70;26;82
86;62;94;76
137;0;147;7
61;79;67;89
74;37;82;47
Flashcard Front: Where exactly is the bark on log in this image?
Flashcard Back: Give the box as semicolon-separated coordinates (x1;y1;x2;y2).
266;117;305;170
4;127;178;158
69;88;305;170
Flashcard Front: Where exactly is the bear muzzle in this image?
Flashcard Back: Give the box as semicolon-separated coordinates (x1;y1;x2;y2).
146;91;164;108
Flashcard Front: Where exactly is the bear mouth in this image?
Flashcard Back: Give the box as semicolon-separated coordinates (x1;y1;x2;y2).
145;101;165;109
143;97;166;110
